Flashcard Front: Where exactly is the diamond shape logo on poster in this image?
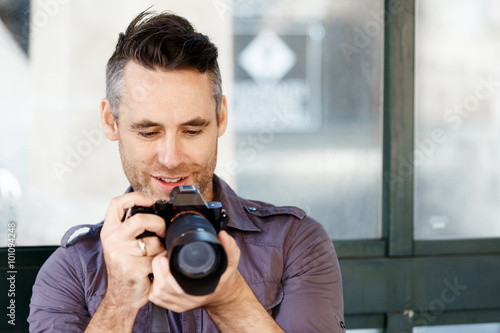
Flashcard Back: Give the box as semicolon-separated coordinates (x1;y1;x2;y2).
238;30;296;85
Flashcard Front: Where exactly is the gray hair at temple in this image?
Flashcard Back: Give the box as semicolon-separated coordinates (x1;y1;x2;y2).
105;10;223;122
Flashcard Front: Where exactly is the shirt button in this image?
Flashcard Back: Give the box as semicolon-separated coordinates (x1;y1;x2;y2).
247;206;257;211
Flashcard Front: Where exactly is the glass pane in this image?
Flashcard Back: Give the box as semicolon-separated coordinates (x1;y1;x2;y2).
1;0;383;245
414;0;500;240
414;322;500;333
0;1;233;246
225;0;383;240
347;330;383;333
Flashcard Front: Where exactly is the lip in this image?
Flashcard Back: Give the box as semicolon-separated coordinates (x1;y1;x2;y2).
152;175;189;194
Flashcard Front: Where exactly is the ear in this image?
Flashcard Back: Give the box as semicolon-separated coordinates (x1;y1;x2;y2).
217;95;228;138
101;98;119;141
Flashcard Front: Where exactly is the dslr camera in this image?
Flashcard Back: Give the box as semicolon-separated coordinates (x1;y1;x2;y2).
130;185;229;296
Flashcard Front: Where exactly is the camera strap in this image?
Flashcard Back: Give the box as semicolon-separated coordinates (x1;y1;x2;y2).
150;304;170;333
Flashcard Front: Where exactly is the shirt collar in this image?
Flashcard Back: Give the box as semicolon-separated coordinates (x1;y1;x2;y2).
213;175;261;232
125;176;261;232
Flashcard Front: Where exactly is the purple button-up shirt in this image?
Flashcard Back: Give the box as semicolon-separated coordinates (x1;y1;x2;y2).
29;176;345;332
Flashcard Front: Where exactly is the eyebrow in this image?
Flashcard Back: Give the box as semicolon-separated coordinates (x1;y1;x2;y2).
130;120;162;131
180;117;211;127
129;117;211;131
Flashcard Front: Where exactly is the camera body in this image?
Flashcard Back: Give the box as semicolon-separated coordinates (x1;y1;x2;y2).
130;185;229;295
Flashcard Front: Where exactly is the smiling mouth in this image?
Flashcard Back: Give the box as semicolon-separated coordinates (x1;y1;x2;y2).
154;176;186;184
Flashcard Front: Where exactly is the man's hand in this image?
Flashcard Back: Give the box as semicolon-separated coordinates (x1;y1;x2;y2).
148;230;284;333
86;193;166;332
148;230;243;312
88;195;284;333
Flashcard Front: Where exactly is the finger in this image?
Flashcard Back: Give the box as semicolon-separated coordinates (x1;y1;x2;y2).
218;230;240;267
103;192;155;231
121;213;167;239
114;251;155;274
137;236;165;258
149;255;171;308
149;252;186;308
151;252;184;294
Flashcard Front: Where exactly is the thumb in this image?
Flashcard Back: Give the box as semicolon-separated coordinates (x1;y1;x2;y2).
218;230;240;267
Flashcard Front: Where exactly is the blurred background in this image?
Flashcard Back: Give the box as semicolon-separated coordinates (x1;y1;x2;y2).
0;0;385;245
1;0;499;332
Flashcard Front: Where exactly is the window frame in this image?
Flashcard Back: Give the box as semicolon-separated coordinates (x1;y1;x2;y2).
340;0;500;331
1;1;500;332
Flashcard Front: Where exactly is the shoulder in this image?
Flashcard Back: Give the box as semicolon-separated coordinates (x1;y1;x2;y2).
32;222;105;306
45;222;105;276
240;197;306;222
214;175;331;249
236;196;333;263
219;184;328;252
214;175;312;232
60;222;103;248
238;196;327;239
29;223;105;330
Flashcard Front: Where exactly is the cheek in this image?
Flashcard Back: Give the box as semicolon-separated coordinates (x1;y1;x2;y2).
138;144;159;164
185;138;217;163
122;137;157;165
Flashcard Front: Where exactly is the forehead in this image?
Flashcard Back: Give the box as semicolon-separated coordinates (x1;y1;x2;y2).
119;61;215;121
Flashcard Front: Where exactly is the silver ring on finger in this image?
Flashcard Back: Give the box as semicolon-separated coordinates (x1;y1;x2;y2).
137;239;147;256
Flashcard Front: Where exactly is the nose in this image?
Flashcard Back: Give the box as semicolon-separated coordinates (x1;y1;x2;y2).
157;134;183;170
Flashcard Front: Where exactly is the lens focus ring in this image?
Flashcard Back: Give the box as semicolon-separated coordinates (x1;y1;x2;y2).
176;241;217;279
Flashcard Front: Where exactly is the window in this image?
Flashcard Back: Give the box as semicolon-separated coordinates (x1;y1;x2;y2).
228;0;383;240
1;1;499;332
0;0;384;246
415;0;500;240
1;1;234;246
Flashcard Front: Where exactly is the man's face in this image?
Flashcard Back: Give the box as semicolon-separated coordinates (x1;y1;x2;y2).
101;61;227;201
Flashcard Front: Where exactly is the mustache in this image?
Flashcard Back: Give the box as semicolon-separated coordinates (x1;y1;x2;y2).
149;162;198;174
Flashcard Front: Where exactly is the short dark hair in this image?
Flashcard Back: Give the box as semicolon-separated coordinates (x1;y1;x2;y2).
105;10;222;120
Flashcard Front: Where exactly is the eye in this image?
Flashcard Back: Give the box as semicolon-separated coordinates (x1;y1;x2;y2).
185;129;203;136
138;131;157;138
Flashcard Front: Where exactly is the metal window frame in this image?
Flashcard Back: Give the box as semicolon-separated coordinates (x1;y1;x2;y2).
338;1;500;332
2;1;500;332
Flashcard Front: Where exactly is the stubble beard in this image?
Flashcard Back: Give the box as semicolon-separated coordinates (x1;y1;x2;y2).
118;140;218;201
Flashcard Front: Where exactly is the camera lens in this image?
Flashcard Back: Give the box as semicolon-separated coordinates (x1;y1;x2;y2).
176;241;217;278
166;212;228;295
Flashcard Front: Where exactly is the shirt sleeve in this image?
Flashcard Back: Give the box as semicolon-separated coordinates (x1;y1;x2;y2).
28;246;90;332
273;216;345;332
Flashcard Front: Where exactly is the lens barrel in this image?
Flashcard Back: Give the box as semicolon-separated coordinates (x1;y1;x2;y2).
165;212;227;295
176;241;217;278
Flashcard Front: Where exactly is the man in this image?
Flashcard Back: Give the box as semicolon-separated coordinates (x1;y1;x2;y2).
29;10;345;332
